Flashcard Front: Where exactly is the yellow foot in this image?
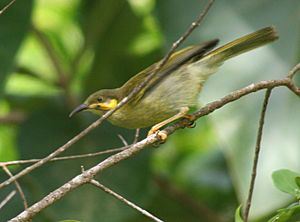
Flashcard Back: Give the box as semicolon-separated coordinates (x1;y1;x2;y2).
156;130;168;141
147;129;168;142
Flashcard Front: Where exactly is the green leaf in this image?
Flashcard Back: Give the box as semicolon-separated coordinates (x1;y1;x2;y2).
272;169;300;199
267;203;300;222
235;205;244;222
0;0;33;95
296;177;300;189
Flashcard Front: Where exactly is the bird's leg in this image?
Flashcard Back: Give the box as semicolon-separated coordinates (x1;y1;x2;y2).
148;107;190;140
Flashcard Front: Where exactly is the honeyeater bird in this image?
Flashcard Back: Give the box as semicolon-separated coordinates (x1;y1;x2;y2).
70;26;278;137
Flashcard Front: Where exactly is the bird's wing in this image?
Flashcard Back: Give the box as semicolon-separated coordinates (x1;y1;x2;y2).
121;39;219;104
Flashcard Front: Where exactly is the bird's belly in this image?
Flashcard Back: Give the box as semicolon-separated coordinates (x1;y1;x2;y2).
108;103;178;129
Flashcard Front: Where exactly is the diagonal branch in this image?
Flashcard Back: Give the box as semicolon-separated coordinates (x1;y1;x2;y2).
0;190;16;210
0;0;16;15
0;146;127;166
2;166;28;209
243;89;272;221
8;63;300;222
90;180;163;222
0;0;215;191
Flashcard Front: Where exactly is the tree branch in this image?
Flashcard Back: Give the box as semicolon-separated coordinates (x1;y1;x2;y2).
8;63;300;222
133;128;141;144
0;146;127;166
0;0;16;15
243;89;272;221
90;180;163;222
0;190;16;210
2;166;28;209
0;0;215;191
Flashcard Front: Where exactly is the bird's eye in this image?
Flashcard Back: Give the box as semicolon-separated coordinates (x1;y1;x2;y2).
97;97;103;103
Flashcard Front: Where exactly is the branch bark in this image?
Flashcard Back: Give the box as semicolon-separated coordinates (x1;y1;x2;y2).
90;180;163;222
243;89;272;221
2;166;28;209
0;0;16;15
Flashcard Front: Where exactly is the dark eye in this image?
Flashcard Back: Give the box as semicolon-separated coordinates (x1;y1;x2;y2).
97;97;103;102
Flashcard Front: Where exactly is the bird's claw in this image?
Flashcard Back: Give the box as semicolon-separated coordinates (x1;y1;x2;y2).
148;129;168;146
186;120;196;128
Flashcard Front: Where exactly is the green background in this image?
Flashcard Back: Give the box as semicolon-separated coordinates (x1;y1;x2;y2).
0;0;299;221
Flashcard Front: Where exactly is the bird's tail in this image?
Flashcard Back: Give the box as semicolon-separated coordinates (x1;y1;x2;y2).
200;26;278;65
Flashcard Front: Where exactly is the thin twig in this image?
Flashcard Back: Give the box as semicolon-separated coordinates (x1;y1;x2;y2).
287;63;300;79
0;146;129;167
2;166;28;209
8;64;300;221
243;89;272;221
0;0;16;15
0;190;16;210
90;180;164;222
0;0;216;191
117;134;129;146
133;128;140;144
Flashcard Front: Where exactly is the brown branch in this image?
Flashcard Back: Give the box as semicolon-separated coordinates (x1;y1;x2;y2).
2;166;28;209
133;128;141;144
0;0;215;191
0;128;140;167
0;0;16;15
0;146;128;167
117;134;129;146
243;89;272;221
9;135;158;222
0;190;16;210
90;180;163;222
287;63;300;79
8;63;300;222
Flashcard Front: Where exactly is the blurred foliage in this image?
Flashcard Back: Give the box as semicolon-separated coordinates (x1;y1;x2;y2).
0;0;299;222
267;169;300;221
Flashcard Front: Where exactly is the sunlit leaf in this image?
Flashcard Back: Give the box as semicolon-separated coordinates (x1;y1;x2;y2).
5;73;60;96
272;169;300;199
235;205;244;222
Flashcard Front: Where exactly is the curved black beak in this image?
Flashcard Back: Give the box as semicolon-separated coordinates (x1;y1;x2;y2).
69;104;88;118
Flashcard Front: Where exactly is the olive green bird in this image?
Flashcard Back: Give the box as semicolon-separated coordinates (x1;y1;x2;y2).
70;26;278;137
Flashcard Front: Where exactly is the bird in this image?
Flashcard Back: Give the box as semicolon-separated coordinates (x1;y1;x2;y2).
69;26;278;139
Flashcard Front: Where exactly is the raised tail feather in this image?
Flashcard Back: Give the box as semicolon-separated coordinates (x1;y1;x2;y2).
201;26;278;65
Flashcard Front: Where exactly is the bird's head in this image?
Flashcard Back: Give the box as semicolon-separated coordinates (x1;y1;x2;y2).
69;89;121;117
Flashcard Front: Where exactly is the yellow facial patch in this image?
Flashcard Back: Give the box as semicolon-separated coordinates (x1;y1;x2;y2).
89;99;118;111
